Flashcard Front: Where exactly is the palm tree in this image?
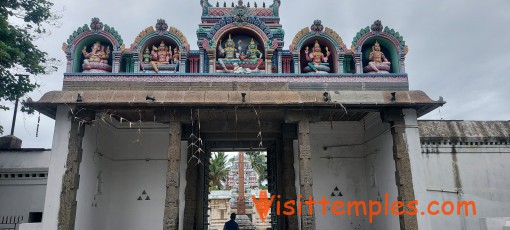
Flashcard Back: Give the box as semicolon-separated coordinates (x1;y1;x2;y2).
246;151;267;186
209;152;228;191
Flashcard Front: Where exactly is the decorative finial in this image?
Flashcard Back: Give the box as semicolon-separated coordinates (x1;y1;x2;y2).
247;2;250;7
263;2;266;7
224;1;227;7
216;1;219;7
155;19;168;35
254;2;257;7
232;2;235;7
90;17;103;34
310;19;324;34
371;20;383;33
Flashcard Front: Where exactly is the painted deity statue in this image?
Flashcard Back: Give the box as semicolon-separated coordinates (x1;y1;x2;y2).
245;38;263;60
303;40;331;73
82;41;112;72
173;47;181;64
218;34;238;60
218;34;239;71
142;47;151;64
364;41;391;73
240;38;263;70
150;41;172;73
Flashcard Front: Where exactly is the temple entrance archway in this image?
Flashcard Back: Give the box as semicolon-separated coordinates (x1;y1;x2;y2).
180;108;299;230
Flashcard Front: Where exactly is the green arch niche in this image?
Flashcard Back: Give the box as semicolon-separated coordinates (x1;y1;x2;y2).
73;36;113;72
361;37;399;73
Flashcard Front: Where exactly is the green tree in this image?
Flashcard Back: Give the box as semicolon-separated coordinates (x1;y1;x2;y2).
209;152;228;191
0;0;60;134
246;151;267;186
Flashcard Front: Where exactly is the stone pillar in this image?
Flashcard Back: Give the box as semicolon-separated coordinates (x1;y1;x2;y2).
112;51;122;73
297;120;315;230
382;109;418;230
282;124;299;230
354;52;362;74
292;54;300;74
237;152;247;214
337;52;345;73
164;122;182;229
133;52;140;73
58;111;93;230
183;126;199;229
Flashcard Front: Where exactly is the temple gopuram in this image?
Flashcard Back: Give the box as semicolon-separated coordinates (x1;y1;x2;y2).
0;0;506;230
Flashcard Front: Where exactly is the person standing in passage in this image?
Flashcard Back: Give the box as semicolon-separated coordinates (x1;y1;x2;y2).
223;213;240;230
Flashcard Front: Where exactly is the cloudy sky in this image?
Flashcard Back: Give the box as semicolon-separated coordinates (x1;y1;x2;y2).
1;0;509;148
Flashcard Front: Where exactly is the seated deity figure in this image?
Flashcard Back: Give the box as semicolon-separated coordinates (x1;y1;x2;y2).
363;41;391;73
241;38;263;70
303;40;331;73
82;41;112;72
150;41;172;73
217;34;239;71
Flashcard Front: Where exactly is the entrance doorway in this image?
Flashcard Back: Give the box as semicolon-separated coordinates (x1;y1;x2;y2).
207;151;269;230
202;141;279;230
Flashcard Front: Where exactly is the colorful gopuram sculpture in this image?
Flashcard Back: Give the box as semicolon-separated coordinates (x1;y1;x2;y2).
142;47;151;64
244;39;263;60
241;38;263;70
217;34;263;73
303;40;330;73
363;41;391;73
218;34;239;60
150;41;172;73
173;47;181;64
218;34;240;72
82;41;112;72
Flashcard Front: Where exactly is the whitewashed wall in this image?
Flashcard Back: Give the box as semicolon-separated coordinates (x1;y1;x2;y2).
422;140;510;230
74;124;170;230
0;150;50;225
75;123;114;230
308;118;400;230
104;128;169;230
362;113;400;230
42;106;71;230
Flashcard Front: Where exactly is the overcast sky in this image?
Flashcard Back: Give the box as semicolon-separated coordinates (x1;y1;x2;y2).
1;0;509;148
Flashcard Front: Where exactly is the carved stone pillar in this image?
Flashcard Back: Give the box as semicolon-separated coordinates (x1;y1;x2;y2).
133;52;140;73
112;51;122;73
354;52;362;73
337;52;345;73
58;111;94;230
183;127;199;229
298;120;315;230
65;51;73;72
292;54;300;74
206;49;215;73
179;51;188;73
381;109;418;230
163;122;182;229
